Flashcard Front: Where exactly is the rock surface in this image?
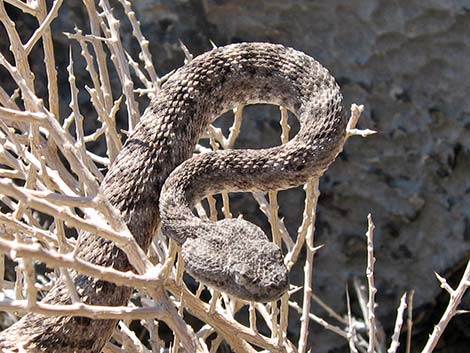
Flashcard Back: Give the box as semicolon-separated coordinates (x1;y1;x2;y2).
2;0;470;352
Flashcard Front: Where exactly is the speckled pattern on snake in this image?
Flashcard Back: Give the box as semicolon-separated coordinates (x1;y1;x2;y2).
0;42;347;352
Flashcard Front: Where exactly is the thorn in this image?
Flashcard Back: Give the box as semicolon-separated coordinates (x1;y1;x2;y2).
313;244;324;252
288;284;303;296
209;40;218;49
346;128;377;138
434;272;454;294
178;39;193;64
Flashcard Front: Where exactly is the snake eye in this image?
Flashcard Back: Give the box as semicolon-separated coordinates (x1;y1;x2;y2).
233;264;254;285
234;272;248;285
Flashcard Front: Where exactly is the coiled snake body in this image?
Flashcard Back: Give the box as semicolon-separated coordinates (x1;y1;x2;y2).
0;43;347;352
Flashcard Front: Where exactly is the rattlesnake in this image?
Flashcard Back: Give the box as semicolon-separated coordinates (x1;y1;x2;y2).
0;42;347;352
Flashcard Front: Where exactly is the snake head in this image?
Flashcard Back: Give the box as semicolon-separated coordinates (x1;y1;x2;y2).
181;219;289;302
229;240;289;302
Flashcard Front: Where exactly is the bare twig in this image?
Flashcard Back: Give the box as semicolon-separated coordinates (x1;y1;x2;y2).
24;0;64;55
346;285;359;353
346;104;376;138
387;293;407;353
3;0;38;15
98;0;140;130
117;0;159;85
406;290;415;353
421;259;470;353
298;179;320;353
289;300;349;339
366;214;377;353
0;298;166;321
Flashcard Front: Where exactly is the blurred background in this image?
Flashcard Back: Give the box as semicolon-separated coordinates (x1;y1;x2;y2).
1;0;469;352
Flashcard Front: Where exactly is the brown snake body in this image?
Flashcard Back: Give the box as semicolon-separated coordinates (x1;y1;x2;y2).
0;43;347;352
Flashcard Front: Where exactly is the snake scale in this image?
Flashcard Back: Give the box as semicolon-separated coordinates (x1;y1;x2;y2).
0;43;347;352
